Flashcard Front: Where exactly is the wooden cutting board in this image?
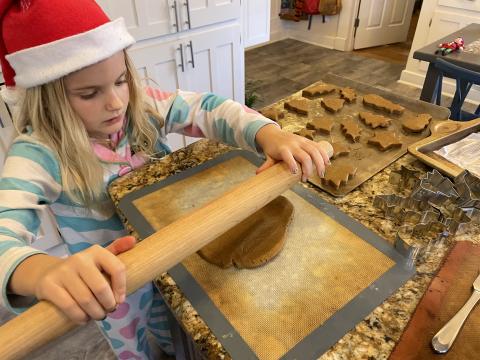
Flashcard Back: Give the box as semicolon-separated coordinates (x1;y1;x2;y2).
389;241;480;360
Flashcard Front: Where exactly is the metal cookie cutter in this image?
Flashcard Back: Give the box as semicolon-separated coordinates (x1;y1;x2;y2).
454;170;480;208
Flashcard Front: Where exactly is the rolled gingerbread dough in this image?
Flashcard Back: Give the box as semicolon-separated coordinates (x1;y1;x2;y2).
198;196;294;269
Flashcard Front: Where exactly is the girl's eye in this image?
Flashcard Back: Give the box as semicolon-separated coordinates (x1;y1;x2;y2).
80;91;97;100
115;79;127;86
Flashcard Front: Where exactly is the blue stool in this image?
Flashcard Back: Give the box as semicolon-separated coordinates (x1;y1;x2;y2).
433;58;480;121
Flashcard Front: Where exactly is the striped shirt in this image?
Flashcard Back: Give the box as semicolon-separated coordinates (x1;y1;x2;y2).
0;88;274;313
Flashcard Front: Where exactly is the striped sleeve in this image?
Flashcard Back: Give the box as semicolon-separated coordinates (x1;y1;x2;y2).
0;137;62;313
145;87;278;153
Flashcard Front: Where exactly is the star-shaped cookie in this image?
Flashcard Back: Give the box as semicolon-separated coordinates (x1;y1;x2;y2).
331;142;351;159
294;128;316;140
260;108;285;122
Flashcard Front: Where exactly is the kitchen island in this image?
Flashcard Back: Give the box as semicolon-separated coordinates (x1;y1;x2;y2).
109;138;480;360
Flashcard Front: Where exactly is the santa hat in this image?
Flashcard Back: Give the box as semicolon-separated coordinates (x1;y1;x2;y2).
0;0;135;104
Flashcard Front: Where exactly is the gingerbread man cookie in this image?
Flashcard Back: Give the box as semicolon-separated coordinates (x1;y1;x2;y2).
401;113;432;133
306;116;335;134
368;131;403;151
363;94;405;115
302;83;336;98
359;111;391;129
284;99;310;115
321;98;345;113
322;163;357;189
340;119;362;142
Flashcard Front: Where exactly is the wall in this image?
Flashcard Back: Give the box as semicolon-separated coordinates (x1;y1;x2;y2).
269;0;359;51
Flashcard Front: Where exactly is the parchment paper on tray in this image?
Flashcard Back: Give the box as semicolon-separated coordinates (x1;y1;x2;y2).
434;133;480;178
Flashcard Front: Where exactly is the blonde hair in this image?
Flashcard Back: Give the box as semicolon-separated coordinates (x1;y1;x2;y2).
16;51;163;208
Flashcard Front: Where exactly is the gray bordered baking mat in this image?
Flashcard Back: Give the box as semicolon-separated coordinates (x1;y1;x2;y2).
118;150;415;359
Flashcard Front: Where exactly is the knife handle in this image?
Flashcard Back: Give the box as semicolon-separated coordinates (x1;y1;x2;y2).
432;290;480;353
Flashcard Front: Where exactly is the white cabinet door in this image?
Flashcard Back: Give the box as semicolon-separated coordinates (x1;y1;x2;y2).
243;0;271;48
96;0;179;40
128;39;187;151
179;24;244;146
181;0;241;31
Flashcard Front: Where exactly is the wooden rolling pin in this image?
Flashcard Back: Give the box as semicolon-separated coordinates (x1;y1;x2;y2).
0;161;300;360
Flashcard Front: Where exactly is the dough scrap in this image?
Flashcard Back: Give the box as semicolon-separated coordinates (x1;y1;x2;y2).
198;196;294;269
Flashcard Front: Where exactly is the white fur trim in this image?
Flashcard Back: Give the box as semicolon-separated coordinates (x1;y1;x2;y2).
6;18;135;88
0;86;24;106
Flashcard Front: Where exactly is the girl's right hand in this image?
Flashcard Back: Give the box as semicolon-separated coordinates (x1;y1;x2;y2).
34;236;136;324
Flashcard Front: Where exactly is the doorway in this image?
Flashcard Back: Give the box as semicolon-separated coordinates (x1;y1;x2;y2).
354;0;423;66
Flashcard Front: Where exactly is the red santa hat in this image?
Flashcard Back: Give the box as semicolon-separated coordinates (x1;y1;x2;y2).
0;0;135;103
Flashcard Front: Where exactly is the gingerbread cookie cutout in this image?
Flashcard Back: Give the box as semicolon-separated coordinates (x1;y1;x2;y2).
284;99;310;115
260;108;285;122
198;196;294;269
322;163;357;189
321;98;345;113
302;83;336;98
331;142;351;159
294;128;316;140
340;119;362;142
306;116;335;134
363;94;405;115
368;131;403;151
401;113;432;133
340;87;357;103
359;111;391;129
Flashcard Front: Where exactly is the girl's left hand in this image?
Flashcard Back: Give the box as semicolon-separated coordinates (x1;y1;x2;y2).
255;124;333;182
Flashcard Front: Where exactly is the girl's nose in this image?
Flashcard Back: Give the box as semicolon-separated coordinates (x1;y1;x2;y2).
106;88;123;112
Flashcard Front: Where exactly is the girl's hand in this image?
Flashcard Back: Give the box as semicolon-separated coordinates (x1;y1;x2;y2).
255;124;333;182
32;236;136;324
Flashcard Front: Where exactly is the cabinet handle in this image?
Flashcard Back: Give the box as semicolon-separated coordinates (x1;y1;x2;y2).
187;41;195;68
177;44;185;72
171;1;179;31
184;0;192;29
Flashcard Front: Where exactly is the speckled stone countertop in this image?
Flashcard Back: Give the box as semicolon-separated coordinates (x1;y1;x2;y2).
109;138;480;360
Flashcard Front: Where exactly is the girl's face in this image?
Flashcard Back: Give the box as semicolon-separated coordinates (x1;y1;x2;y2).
65;51;129;139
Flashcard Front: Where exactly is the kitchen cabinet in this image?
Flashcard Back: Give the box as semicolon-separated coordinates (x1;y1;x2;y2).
96;0;241;40
243;0;271;48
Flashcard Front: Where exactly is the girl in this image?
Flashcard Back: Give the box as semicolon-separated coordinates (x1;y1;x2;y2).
0;0;332;358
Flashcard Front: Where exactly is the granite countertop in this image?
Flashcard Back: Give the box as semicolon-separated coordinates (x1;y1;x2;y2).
109;139;480;360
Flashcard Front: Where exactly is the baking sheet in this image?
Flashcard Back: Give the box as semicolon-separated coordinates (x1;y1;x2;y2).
408;118;480;178
119;150;415;360
265;74;450;196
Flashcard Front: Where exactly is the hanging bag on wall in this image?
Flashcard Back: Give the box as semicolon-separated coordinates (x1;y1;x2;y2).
318;0;342;15
303;0;320;14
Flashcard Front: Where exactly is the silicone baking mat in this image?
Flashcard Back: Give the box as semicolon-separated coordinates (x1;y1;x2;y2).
118;150;415;360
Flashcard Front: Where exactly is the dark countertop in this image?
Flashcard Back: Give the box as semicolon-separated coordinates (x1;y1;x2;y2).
413;23;480;71
109;138;480;359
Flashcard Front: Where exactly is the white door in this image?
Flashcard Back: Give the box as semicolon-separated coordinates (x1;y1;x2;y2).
181;0;241;31
243;0;271;48
96;0;179;40
354;0;416;49
128;40;188;150
179;24;244;145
